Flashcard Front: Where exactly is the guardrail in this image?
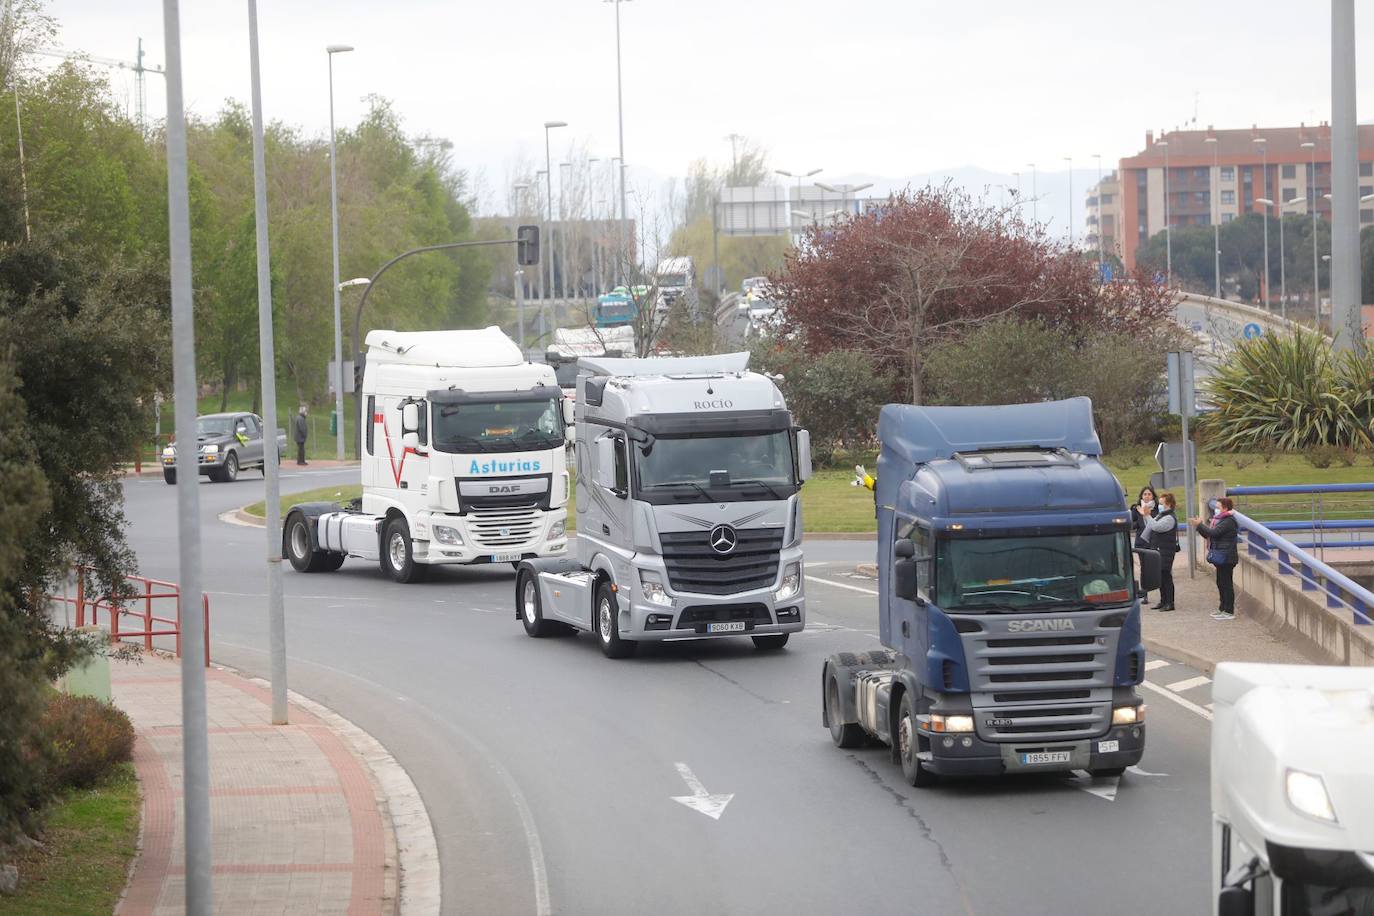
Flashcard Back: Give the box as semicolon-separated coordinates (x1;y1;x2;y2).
48;567;210;666
1226;482;1374;558
1233;511;1373;627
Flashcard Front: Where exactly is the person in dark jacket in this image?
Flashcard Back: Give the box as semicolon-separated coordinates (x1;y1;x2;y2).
1141;491;1180;611
1192;496;1240;620
293;405;309;465
1130;486;1157;549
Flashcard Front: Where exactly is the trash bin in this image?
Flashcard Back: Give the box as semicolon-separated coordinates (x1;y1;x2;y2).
329;409;338;436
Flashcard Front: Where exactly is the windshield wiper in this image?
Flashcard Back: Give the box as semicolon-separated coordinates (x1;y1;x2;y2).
734;478;786;499
646;481;713;501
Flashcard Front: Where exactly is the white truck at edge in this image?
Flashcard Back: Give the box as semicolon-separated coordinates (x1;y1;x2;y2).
283;327;572;582
1211;662;1374;915
512;352;813;658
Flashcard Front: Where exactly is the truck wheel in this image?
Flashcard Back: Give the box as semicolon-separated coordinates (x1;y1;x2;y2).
898;693;938;788
827;675;865;749
519;570;556;637
284;512;344;573
163;469;176;485
595;581;635;658
382;517;427;583
751;634;789;650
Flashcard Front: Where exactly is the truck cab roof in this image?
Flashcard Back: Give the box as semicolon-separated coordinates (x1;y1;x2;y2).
577;353;790;434
1212;663;1374;854
364;327;524;368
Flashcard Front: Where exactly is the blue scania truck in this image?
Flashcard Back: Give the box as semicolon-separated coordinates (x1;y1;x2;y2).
822;398;1160;786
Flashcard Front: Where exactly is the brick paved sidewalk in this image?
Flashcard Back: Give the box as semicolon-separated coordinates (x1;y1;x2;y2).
112;652;395;916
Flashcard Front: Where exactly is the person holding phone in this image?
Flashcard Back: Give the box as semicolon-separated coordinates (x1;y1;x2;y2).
1141;492;1179;611
1191;497;1239;620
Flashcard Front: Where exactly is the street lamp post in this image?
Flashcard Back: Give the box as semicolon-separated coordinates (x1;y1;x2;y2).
559;161;572;302
512;181;530;347
586;158;599;302
1205;137;1221;298
816;182;873;218
535;169;548;308
1255;137;1270;311
1028;163;1038;226
776;168;821;242
326;43;353;463
606;0;630;281
542;120;566;336
1159;139;1172;286
1302;140;1320;312
1063;156;1073;245
1258;197;1305;320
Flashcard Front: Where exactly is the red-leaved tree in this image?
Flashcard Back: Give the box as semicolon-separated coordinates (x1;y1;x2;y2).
771;183;1176;404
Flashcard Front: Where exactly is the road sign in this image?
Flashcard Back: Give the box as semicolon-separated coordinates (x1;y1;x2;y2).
1166;351;1196;417
1242;322;1262;340
1099;262;1114;282
1152;441;1196;489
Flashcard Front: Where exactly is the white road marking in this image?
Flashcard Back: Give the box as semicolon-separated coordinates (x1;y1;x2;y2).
1144;659;1171;671
1140;679;1213;721
805;574;879;597
1063;770;1119;802
671;762;734;821
1128;765;1169;777
1165;675;1212;693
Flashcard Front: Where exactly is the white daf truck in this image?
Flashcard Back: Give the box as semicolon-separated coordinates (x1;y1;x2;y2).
1210;662;1374;915
283;327;572;582
514;352;811;657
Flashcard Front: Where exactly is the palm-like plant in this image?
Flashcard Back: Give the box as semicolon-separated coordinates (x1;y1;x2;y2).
1202;329;1373;450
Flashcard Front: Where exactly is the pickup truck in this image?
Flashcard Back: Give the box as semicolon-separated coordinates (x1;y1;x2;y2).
161;411;287;484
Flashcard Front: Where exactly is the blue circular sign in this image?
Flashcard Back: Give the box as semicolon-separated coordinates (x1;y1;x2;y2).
1243;322;1263;340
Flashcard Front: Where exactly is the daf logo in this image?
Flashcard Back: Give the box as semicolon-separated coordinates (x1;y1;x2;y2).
708;524;738;555
1006;618;1076;633
488;485;518;494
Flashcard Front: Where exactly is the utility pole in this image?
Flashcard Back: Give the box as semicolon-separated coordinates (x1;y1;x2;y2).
248;0;289;727
161;0;212;909
608;0;630;282
1331;0;1363;352
12;87;30;241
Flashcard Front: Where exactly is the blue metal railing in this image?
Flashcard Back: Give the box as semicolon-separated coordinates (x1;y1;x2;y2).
1232;511;1374;626
1225;482;1374;560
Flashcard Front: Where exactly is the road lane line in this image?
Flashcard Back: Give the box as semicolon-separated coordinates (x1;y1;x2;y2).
1166;675;1212;693
1140;679;1213;722
805;575;879;596
1144;659;1171;671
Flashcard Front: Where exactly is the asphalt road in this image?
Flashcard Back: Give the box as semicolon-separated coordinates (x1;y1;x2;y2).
121;469;1216;916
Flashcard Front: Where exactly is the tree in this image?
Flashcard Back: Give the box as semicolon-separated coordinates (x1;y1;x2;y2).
774;183;1175;404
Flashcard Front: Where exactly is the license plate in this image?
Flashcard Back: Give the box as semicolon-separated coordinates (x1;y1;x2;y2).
490;552;522;563
707;621;747;633
1021;750;1072;766
1098;740;1120;754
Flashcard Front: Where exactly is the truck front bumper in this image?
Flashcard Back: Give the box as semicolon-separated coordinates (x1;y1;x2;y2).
410;511;568;566
919;724;1146;777
620;588;806;642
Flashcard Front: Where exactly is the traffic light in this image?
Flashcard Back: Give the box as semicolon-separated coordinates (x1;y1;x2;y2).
516;225;540;266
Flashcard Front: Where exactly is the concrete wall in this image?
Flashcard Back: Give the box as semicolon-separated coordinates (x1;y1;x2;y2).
1230;556;1374;666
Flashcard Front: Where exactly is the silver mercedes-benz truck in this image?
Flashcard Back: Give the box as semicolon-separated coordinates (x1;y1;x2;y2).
514;352;812;658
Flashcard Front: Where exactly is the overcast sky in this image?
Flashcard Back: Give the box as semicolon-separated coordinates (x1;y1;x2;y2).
36;0;1374;215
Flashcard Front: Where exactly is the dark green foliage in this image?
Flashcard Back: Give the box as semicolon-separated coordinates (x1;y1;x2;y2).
39;695;135;792
749;339;899;465
1201;330;1374;450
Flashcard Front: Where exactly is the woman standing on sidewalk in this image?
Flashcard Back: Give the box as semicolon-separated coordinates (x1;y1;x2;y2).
1141;492;1179;611
1131;487;1158;603
1191;497;1239;621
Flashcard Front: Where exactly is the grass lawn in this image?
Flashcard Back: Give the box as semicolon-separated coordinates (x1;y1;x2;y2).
145;388;361;465
244;451;1374;533
3;763;140;915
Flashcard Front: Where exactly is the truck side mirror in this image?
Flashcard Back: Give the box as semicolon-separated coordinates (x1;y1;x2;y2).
562;398;575;427
1217;886;1253;916
1134;547;1162;595
893;538;919;602
401;402;419;435
595;436;618;491
795;429;813;482
402;431;420;451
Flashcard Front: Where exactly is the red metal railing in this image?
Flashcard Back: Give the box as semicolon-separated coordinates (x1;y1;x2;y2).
50;567;210;666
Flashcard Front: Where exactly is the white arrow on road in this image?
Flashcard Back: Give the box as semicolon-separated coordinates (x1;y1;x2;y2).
671;762;734;820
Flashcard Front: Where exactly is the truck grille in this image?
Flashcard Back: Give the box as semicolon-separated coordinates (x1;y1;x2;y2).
659;529;783;596
676;604;772;629
468;507;541;550
964;622;1120;742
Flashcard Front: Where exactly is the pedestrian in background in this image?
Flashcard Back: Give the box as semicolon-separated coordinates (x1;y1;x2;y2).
1191;497;1239;620
293;405;309;466
1131;486;1157;602
1141;491;1179;611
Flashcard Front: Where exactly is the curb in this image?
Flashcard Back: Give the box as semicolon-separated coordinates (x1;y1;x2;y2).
221;507;266;528
225;664;441;916
1141;635;1219;675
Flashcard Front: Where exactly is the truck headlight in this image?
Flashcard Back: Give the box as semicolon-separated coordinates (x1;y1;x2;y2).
639;570;672;606
1286;769;1337;822
549;519;566;539
433;525;464;546
201;443;219;454
776;562;802;601
1111;704;1145;725
929;713;975;733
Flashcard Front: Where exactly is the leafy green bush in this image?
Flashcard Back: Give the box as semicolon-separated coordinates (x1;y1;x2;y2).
1304;445;1339;470
1202;330;1374;449
41;695;135;792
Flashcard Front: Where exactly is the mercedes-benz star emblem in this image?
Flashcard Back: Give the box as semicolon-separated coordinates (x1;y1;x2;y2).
499;527;511;537
708;524;738;555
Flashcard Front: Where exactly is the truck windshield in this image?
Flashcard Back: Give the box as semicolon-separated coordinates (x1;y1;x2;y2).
635;431;796;503
432;398;563;454
657;273;688;287
936;532;1133;612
